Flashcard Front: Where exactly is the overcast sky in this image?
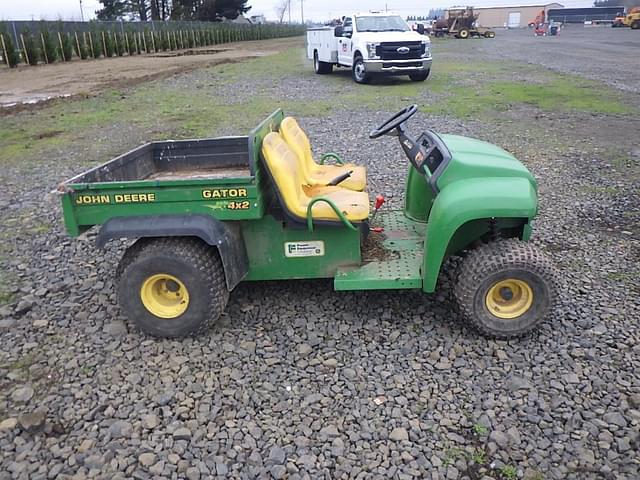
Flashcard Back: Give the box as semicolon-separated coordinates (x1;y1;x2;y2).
1;0;592;22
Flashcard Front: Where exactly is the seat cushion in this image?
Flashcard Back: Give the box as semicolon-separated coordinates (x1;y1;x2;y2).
303;189;370;222
280;117;367;191
262;132;370;223
306;164;367;192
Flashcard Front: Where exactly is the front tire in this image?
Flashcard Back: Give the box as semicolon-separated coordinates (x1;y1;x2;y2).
458;28;470;39
409;69;430;82
116;237;229;338
352;55;371;84
313;51;333;74
454;239;558;338
631;20;640;29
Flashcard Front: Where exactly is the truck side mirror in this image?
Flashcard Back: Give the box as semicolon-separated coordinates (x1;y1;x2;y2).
334;26;343;37
417;23;425;34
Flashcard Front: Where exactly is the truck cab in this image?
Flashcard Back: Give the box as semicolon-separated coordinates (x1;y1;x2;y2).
307;12;432;83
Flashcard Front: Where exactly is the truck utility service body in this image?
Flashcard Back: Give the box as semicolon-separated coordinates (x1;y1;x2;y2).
59;107;557;339
307;12;432;83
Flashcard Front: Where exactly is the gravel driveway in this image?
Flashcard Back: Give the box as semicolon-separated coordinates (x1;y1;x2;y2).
0;32;639;480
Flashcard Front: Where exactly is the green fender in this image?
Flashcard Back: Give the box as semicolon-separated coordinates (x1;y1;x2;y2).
422;177;537;292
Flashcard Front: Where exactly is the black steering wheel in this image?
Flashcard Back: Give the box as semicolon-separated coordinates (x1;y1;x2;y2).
369;104;418;139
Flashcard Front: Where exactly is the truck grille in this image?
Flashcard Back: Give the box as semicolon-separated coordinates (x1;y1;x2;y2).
376;42;424;60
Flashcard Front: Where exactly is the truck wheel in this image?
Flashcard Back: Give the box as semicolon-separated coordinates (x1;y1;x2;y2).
458;28;470;39
454;239;558;338
116;237;229;338
352;56;371;84
484;31;496;38
632;20;640;29
409;70;430;82
313;51;333;74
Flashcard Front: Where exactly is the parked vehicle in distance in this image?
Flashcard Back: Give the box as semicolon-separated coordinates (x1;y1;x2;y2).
433;7;496;38
306;11;432;84
612;6;640;28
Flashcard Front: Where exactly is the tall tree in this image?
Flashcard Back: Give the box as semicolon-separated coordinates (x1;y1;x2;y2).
96;0;151;20
96;0;129;20
215;0;250;19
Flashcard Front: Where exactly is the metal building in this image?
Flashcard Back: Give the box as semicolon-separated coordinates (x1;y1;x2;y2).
474;3;564;28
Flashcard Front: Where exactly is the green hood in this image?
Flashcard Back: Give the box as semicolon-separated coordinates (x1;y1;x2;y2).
436;134;537;192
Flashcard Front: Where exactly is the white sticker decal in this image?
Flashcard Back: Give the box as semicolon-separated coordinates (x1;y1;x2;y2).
284;241;325;258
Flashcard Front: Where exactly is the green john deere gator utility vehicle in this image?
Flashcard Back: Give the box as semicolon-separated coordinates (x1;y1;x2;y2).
59;105;558;338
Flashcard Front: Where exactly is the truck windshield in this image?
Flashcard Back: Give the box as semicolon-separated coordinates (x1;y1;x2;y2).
355;15;410;32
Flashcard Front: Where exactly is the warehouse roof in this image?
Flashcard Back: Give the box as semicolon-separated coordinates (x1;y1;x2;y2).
473;3;564;9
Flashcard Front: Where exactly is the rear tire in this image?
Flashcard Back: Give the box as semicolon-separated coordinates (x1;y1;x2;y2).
352;55;371;84
116;237;229;338
631;20;640;29
409;70;430;82
458;28;470;39
313;51;333;74
454;239;558;338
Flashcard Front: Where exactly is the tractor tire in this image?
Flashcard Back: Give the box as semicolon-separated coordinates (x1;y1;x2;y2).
454;239;558;339
409;69;430;82
352;55;371;84
484;31;496;38
458;28;470;39
313;51;333;74
631;20;640;29
116;237;229;338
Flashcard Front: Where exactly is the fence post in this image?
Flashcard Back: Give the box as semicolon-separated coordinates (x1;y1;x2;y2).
41;33;49;63
20;33;29;65
58;32;66;61
0;34;9;67
101;31;107;57
74;31;81;58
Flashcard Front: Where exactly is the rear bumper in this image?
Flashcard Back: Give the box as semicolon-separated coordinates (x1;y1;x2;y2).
364;57;432;74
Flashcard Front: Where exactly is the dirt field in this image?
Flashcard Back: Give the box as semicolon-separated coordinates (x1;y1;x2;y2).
0;37;300;108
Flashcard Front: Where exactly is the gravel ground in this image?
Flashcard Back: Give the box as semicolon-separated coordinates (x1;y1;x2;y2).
475;25;640;94
1;33;639;480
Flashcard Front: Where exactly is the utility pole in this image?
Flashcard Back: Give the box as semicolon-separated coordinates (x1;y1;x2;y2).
301;0;305;24
79;0;84;21
288;0;291;23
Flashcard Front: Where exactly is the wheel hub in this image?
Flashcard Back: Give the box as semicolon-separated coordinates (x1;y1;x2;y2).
485;278;533;319
140;274;190;319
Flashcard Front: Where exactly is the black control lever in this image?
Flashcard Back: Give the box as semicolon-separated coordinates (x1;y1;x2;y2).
327;170;353;186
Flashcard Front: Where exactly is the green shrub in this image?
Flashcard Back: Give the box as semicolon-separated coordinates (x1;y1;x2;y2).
20;28;40;65
39;24;57;63
0;24;20;67
103;30;115;57
89;30;102;58
59;30;73;61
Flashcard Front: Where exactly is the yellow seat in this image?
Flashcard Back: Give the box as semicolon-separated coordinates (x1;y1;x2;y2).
279;117;367;192
261;132;370;223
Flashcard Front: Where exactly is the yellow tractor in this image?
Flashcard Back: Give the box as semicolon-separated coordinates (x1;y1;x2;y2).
613;6;640;29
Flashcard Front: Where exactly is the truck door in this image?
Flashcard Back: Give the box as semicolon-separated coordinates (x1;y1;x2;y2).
337;17;353;66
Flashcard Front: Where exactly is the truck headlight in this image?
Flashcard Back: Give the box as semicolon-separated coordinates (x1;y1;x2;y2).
421;41;431;58
366;42;379;59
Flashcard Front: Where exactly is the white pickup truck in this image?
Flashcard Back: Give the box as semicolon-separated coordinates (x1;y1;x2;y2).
306;12;432;84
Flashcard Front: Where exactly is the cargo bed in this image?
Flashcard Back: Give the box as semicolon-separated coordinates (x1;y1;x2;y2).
59;133;273;236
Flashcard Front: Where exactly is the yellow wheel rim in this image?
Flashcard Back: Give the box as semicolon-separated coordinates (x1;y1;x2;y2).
485;278;533;319
140;274;189;319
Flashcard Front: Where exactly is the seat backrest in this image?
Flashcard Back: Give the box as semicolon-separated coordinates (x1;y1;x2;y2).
279;117;316;181
261;132;307;217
